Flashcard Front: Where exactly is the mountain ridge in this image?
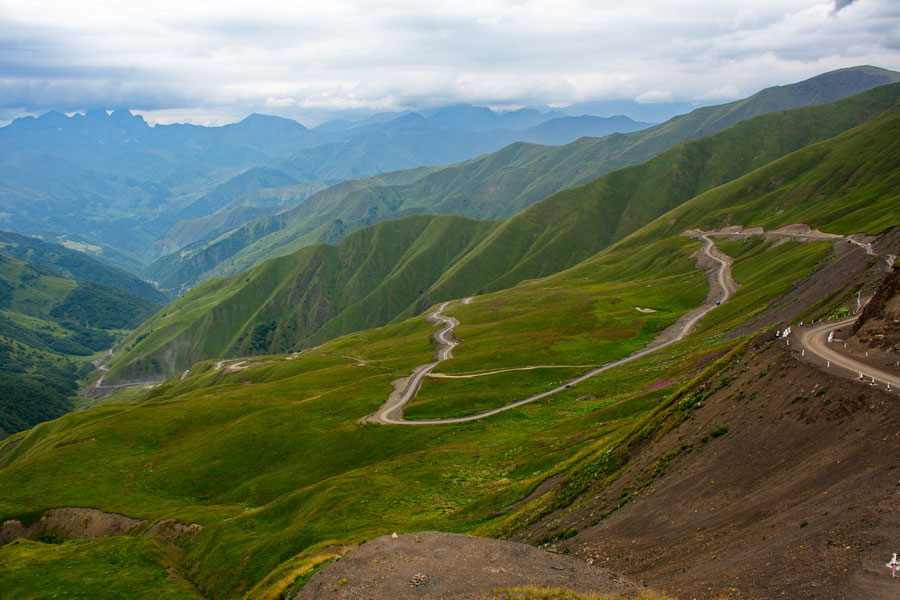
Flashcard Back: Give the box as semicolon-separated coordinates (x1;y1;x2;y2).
146;66;900;291
108;81;900;381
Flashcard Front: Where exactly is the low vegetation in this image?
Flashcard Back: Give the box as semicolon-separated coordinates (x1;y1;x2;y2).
1;73;897;598
0;253;158;435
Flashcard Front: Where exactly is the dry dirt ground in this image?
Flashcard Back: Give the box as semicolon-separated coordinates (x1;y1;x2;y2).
295;532;646;600
514;337;900;600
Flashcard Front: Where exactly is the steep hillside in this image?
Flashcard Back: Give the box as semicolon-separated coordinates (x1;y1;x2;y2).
429;83;900;300
120;83;900;381
526;336;900;600
106;215;497;381
145;166;440;289
0;231;168;304
147;66;900;289
851;267;900;352
148;180;329;261
0;254;160;435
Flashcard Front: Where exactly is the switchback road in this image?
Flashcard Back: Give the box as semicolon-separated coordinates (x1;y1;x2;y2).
366;234;735;425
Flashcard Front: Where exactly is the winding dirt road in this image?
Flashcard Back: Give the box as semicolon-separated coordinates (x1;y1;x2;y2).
366;235;735;425
795;317;900;391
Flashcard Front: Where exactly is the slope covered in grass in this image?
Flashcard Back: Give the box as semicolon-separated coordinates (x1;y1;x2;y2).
113;81;900;381
0;230;168;304
147;66;900;290
105;215;497;380
0;254;160;435
428;81;900;299
1;164;885;597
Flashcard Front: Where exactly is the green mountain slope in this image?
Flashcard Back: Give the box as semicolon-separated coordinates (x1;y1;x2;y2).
1;103;896;598
147;66;900;290
427;81;900;300
113;81;900;380
106;215;497;381
0;255;160;435
0;231;169;304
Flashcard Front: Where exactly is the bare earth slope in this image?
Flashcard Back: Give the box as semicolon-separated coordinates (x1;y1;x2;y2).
519;336;900;600
296;531;643;600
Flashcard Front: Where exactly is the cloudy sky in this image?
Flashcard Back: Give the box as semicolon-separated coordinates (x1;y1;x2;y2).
0;0;898;126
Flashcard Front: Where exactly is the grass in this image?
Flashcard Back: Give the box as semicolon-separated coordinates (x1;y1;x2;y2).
150;72;900;292
107;85;900;386
0;537;203;599
0;222;843;599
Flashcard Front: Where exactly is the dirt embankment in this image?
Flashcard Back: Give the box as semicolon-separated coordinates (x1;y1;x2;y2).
295;531;644;600
515;338;900;599
1;507;202;546
851;267;900;354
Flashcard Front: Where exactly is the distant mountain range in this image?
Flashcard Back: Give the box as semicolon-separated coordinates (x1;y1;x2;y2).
0;104;652;258
145;66;900;292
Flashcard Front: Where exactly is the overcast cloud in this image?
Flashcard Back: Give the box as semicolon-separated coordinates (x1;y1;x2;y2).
0;0;898;125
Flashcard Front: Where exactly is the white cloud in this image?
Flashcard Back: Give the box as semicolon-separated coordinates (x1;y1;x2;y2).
635;90;674;104
0;0;897;124
695;85;743;101
265;97;297;107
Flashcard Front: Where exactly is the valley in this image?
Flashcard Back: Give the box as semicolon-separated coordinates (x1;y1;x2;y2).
0;66;898;600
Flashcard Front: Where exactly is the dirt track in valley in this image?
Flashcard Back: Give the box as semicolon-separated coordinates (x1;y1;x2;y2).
366;233;735;425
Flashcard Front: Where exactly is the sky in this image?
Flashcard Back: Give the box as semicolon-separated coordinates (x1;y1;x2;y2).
0;0;898;126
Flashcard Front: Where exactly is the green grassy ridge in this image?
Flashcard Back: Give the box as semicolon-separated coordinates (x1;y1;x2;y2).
105;214;498;381
0;253;158;435
111;83;900;383
147;67;900;290
614;103;900;254
0;230;168;304
0;228;838;599
427;81;900;301
145;166;439;289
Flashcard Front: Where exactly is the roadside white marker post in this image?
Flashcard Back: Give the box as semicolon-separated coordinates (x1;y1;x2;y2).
826;360;830;368
801;349;805;357
827;331;834;343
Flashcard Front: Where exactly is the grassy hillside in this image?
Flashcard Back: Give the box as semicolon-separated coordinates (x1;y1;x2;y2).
147;66;900;290
426;81;900;300
1;138;890;597
106;215;497;381
0;254;161;436
145;166;438;290
0;230;169;304
112;81;900;381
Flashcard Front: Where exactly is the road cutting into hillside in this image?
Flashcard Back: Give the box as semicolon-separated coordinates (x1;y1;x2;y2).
795;317;900;390
366;234;735;425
